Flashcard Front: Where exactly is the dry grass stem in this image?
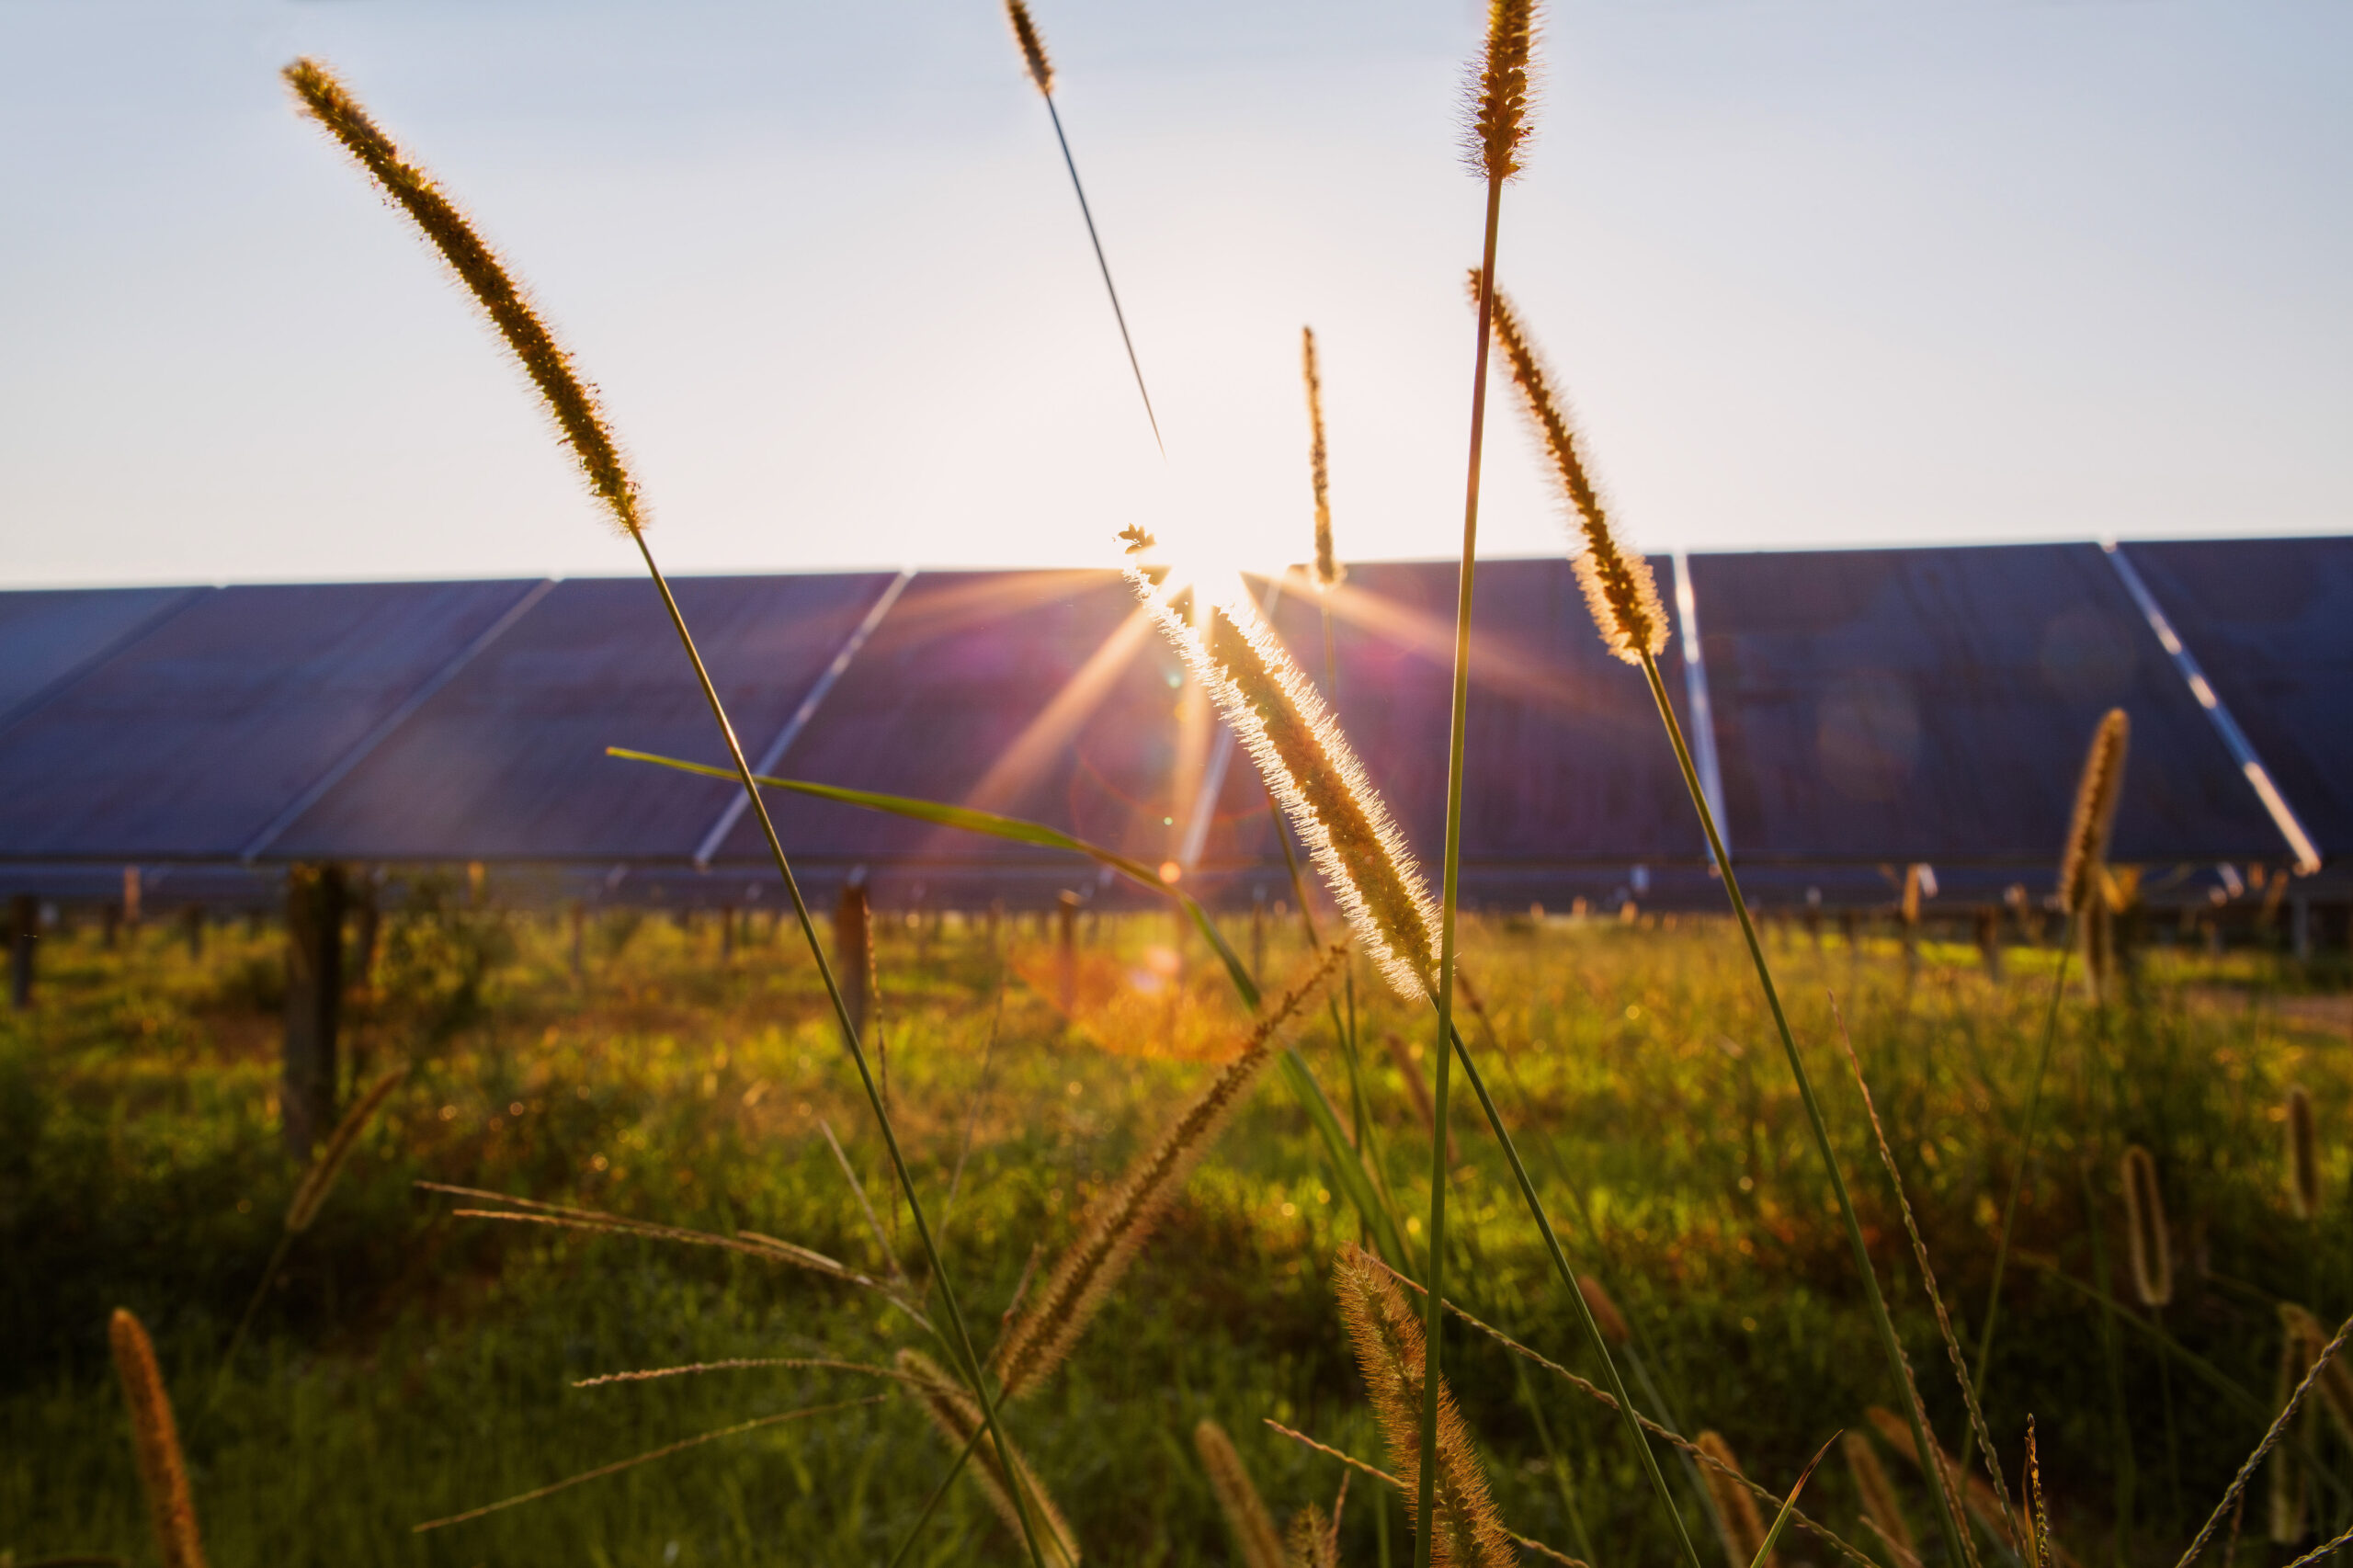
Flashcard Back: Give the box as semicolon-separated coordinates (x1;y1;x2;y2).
284;60;643;537
1003;0;1054;94
109;1310;206;1568
1131;568;1438;997
1472;276;1665;665
286;1064;406;1233
1302;326;1342;590
2286;1086;2321;1220
1698;1432;1775;1568
2056;710;2129;916
571;1357;921;1391
1465;0;1537;183
898;1349;1080;1567
1197;1419;1287;1568
994;944;1346;1398
1844;1431;1916;1568
413;1397;886;1532
1832;998;2018;1545
2120;1146;2174;1309
2278;1306;2353;1446
1333;1244;1513;1567
2172;1309;2353;1568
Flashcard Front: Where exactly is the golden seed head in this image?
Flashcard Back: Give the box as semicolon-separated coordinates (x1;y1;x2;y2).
1844;1429;1915;1564
1302;327;1342;591
2120;1145;2173;1309
283;59;646;540
1699;1432;1776;1568
2056;710;2130;915
2286;1085;2321;1221
1464;0;1538;184
286;1064;407;1233
1196;1420;1287;1568
1575;1276;1631;1347
2021;1419;2051;1568
1331;1244;1514;1567
110;1309;208;1568
1472;273;1666;664
1130;566;1439;999
1287;1503;1341;1568
993;946;1346;1399
1004;0;1055;95
896;1349;1081;1567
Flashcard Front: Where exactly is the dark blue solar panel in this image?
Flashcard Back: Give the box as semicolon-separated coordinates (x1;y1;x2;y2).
0;585;203;727
274;573;903;863
1212;559;1707;889
2118;538;2353;859
1687;543;2281;867
0;581;538;860
709;570;1181;880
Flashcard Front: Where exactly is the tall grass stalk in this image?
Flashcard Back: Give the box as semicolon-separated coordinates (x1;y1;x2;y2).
1474;263;1969;1568
284;60;1046;1566
1419;2;1534;1561
1197;1418;1287;1568
1000;0;1162;454
2175;1314;2353;1568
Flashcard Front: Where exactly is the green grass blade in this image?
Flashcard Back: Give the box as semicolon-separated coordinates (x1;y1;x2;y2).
1754;1435;1839;1568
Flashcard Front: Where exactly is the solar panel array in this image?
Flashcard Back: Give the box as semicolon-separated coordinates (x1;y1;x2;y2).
0;539;2342;912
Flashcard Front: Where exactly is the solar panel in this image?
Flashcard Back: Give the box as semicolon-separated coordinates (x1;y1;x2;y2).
0;581;540;860
1685;543;2284;869
2114;538;2353;859
271;573;902;864
704;571;1180;897
1200;559;1709;904
0;585;202;729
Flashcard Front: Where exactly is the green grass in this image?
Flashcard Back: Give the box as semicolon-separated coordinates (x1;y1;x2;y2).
5;902;2347;1565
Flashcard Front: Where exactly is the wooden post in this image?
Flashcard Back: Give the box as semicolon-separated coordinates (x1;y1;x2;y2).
8;894;35;1010
282;863;347;1156
182;905;205;963
1250;886;1267;986
1055;889;1081;1014
568;900;586;984
1975;906;2005;983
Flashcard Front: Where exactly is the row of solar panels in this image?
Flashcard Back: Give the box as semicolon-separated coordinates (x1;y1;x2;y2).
0;538;2344;911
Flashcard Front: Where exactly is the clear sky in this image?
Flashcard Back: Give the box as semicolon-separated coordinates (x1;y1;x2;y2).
2;0;2345;587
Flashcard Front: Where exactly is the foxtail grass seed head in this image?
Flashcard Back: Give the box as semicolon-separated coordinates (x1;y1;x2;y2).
110;1309;208;1568
1332;1244;1513;1567
286;1064;407;1233
1472;274;1666;665
1699;1432;1775;1568
1302;327;1342;591
1464;0;1537;184
2056;710;2129;915
2021;1419;2051;1568
1003;0;1055;95
284;59;646;539
897;1348;1081;1567
1843;1430;1915;1568
2286;1086;2321;1220
1288;1503;1341;1568
1196;1419;1287;1568
2119;1145;2172;1309
994;945;1346;1398
1577;1276;1631;1347
1130;566;1439;998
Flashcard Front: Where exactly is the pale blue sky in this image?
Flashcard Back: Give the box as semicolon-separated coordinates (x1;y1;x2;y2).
1;0;2345;586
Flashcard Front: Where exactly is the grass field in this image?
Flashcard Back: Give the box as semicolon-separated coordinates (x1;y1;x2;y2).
6;895;2347;1566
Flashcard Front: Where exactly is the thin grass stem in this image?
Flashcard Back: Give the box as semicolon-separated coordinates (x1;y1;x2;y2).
1634;647;1971;1568
1040;95;1161;456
